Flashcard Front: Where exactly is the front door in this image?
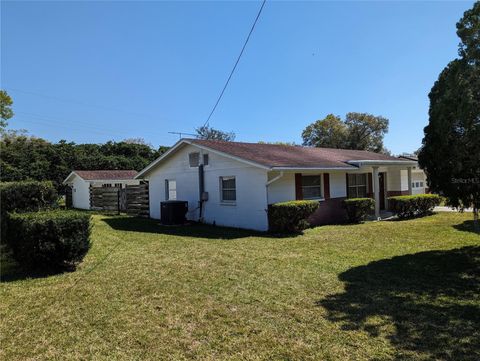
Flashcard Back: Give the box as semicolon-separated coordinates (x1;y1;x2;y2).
379;173;386;210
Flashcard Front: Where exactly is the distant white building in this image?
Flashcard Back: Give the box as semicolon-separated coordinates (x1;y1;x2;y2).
63;170;140;209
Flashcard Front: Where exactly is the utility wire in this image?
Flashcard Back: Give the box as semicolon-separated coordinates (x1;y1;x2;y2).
14;111;171;140
5;87;162;120
202;0;266;128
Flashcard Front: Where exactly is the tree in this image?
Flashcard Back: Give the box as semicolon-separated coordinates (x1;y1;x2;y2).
0;134;168;192
418;1;480;231
302;112;389;152
301;114;347;148
195;125;235;141
0;90;14;130
344;112;389;153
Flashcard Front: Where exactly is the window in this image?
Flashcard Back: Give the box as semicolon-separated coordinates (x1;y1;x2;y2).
165;179;177;200
420;181;424;187
189;152;200;167
347;174;367;198
114;183;122;188
301;175;323;199
102;183;113;188
203;154;209;166
220;176;236;202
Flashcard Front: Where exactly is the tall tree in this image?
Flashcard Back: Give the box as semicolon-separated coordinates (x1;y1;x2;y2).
0;90;14;130
418;1;480;231
195;125;235;141
344;112;389;153
301;114;347;148
302;112;389;152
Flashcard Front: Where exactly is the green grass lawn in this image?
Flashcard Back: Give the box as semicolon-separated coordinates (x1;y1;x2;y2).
1;213;479;360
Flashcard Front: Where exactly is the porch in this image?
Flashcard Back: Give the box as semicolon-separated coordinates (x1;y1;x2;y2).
266;160;419;223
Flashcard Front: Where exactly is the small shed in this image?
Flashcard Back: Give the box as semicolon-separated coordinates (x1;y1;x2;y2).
63;170;140;209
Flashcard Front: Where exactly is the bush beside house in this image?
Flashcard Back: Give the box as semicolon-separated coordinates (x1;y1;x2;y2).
0;181;58;239
7;210;91;270
342;198;375;223
268;200;320;233
388;194;442;219
1;180;91;271
0;180;58;213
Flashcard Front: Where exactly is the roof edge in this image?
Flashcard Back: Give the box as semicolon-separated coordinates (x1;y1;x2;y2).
347;159;418;167
136;139;271;179
135;139;187;179
271;166;357;171
62;171;77;184
187;140;271;170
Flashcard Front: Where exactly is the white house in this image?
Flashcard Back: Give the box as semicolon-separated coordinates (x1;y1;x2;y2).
136;139;423;231
63;170;140;209
398;155;428;195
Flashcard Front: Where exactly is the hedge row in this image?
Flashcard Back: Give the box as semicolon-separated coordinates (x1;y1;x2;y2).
0;181;58;214
342;198;375;223
7;210;91;270
388;194;442;219
268;200;320;233
1;181;59;240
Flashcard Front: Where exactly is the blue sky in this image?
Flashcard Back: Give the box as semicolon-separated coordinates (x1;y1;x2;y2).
1;1;474;154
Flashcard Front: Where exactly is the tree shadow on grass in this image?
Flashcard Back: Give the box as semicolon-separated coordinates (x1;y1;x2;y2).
453;220;480;234
103;216;298;240
318;246;480;360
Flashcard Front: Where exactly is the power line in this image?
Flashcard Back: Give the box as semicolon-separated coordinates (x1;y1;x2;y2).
14;111;171;140
202;0;267;128
5;87;163;120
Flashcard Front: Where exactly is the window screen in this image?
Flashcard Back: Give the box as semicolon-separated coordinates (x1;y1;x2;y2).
220;176;236;202
347;174;367;198
189;152;199;167
301;175;322;199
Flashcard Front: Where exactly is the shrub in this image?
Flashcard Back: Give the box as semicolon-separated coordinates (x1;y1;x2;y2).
0;181;58;214
1;181;58;240
342;198;375;223
268;200;320;233
7;210;91;270
388;194;442;219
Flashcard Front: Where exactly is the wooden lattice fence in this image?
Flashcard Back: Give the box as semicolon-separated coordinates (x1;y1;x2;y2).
89;182;149;216
125;183;149;217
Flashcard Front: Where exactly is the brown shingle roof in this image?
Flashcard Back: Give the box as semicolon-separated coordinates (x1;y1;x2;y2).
190;139;402;168
399;155;418;161
74;170;138;180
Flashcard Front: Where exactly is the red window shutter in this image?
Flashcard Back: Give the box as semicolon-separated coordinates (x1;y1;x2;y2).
295;173;303;200
323;173;330;199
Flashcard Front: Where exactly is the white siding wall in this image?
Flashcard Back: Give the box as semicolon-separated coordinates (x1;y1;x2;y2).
146;144;269;231
267;171;348;204
329;172;347;198
72;177;90;209
387;169;409;192
267;172;295;204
